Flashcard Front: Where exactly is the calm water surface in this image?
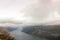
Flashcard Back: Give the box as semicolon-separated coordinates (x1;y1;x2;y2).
11;30;49;40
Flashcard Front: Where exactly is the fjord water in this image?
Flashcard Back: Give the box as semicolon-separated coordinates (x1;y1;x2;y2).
11;30;48;40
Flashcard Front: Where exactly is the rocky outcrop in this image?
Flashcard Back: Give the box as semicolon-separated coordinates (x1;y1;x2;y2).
0;29;16;40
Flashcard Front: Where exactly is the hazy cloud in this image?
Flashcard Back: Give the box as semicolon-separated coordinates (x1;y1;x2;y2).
22;0;60;24
0;0;60;25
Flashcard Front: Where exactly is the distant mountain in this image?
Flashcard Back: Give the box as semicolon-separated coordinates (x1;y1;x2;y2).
22;25;60;40
6;27;17;31
0;26;17;31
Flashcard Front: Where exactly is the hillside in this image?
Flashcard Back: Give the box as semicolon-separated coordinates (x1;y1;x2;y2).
22;25;60;40
0;26;17;31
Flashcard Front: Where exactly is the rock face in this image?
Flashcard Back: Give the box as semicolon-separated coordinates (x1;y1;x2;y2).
22;25;60;40
0;29;16;40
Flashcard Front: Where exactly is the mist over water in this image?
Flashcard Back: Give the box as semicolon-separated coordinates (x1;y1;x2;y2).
11;29;48;40
0;0;60;40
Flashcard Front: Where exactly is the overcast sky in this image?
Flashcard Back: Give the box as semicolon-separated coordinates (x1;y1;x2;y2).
0;0;60;25
22;0;60;24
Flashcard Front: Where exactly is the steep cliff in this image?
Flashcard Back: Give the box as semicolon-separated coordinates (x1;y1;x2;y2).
22;25;60;40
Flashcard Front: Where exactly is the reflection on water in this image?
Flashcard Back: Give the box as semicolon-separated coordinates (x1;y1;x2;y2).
11;30;48;40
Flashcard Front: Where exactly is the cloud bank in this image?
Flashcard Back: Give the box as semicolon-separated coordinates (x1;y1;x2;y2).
0;0;60;25
22;0;60;24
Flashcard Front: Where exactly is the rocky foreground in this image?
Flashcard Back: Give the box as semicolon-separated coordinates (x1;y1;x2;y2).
0;29;16;40
22;25;60;40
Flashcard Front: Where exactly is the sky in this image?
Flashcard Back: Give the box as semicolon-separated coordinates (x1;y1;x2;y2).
0;0;60;25
22;0;60;24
